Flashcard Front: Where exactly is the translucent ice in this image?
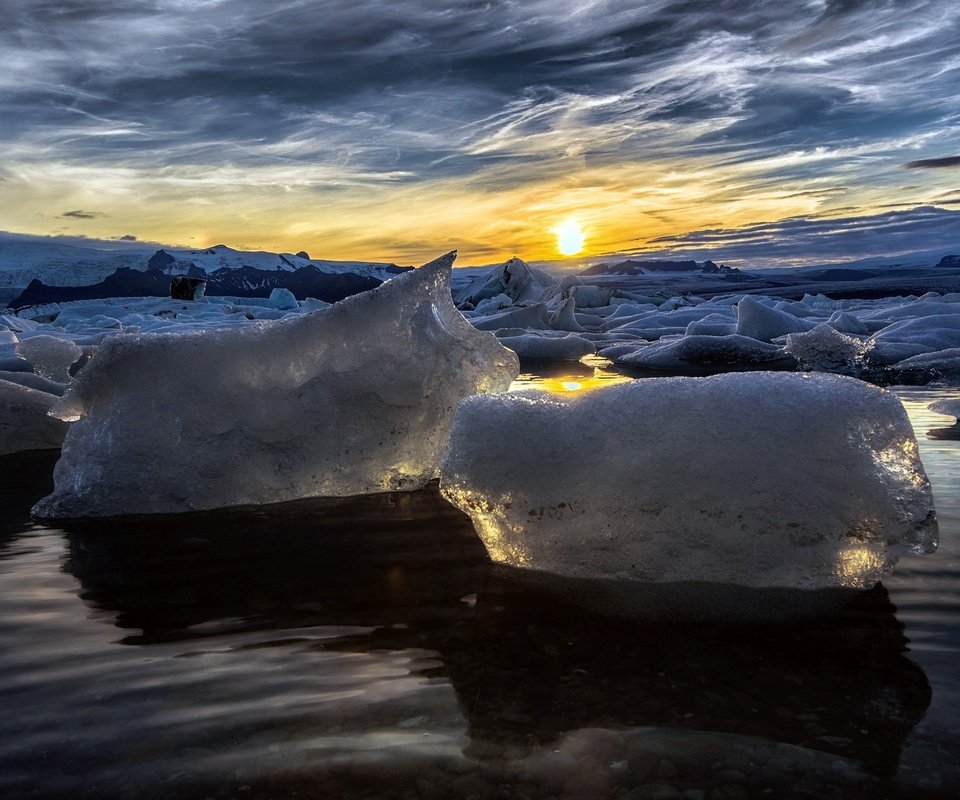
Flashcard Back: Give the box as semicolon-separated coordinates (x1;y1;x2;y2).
783;323;872;372
440;373;937;591
34;253;519;518
15;335;84;382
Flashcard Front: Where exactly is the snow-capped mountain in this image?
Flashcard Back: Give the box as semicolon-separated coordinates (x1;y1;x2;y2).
581;258;745;277
0;235;411;306
0;239;150;295
148;244;405;282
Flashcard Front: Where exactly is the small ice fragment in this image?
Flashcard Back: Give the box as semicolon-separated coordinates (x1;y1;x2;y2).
783;323;872;372
15;335;83;382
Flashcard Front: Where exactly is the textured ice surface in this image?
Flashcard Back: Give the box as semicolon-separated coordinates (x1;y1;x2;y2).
929;398;960;419
440;373;937;591
0;379;68;455
0;370;66;396
874;314;960;350
470;303;554;331
892;347;960;375
34;253;519;517
453;257;554;308
783;323;872;372
15;335;83;381
736;296;814;341
611;335;792;370
497;332;595;361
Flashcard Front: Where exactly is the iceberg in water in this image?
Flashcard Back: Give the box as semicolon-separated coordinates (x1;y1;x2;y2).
34;253;519;518
440;373;937;596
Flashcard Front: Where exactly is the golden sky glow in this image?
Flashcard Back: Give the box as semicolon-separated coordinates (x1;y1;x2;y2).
7;155;953;266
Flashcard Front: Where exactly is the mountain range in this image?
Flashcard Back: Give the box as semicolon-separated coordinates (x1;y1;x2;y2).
580;259;747;279
1;239;411;308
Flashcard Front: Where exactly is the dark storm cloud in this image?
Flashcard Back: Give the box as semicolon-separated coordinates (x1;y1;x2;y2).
905;156;960;169
60;210;101;219
620;206;960;266
2;0;959;196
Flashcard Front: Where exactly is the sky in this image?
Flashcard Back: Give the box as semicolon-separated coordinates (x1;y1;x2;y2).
1;0;959;266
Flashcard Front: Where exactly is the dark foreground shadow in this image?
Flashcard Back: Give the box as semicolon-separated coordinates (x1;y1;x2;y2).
432;568;930;778
0;449;59;551
60;490;931;785
62;485;489;638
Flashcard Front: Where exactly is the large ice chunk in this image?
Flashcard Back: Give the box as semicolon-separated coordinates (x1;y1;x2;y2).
453;257;555;308
34;253;519;518
440;373;937;592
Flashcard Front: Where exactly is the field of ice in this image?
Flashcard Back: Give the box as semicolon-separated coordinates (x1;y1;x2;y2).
1;251;955;604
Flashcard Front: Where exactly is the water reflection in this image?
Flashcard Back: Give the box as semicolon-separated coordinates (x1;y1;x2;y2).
513;355;632;394
59;491;930;792
63;487;488;642
0;449;58;554
928;422;960;441
3;378;956;799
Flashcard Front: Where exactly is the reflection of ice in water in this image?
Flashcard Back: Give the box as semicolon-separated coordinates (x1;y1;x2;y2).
883;387;960;795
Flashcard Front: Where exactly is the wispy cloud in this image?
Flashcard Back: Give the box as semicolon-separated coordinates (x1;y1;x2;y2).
614;206;960;267
1;1;959;260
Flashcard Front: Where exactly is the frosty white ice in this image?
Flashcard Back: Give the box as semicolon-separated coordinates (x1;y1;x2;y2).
31;253;519;517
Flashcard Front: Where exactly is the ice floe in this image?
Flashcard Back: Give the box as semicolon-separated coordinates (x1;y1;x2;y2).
439;373;937;592
32;253;519;517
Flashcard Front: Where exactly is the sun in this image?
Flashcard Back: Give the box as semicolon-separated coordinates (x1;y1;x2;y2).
553;220;585;256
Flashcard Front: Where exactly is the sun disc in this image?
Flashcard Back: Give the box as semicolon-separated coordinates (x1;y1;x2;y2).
554;220;584;256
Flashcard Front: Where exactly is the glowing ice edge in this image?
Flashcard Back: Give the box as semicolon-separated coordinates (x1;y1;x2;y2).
440;372;938;591
33;253;519;518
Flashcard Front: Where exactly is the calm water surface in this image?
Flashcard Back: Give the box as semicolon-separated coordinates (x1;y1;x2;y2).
1;369;958;800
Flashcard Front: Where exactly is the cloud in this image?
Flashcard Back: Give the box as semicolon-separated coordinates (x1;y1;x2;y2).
2;2;960;261
116;233;137;241
0;230;163;252
613;206;960;267
60;209;101;219
905;155;960;169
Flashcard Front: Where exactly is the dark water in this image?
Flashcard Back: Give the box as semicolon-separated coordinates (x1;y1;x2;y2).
1;380;958;800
